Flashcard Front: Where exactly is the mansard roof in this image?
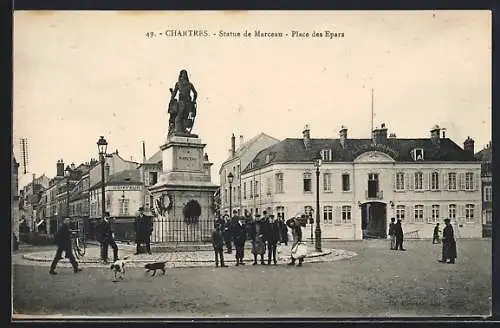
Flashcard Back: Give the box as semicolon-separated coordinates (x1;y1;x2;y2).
220;133;279;167
242;137;477;173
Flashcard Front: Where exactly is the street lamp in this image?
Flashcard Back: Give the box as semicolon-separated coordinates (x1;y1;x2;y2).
313;151;322;252
227;172;234;218
97;136;108;222
65;165;71;218
309;208;314;244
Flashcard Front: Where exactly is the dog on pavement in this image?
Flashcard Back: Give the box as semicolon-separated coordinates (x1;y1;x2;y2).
110;257;130;282
144;261;167;276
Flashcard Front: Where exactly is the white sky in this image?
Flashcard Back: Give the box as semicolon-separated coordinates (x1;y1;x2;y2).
13;10;491;187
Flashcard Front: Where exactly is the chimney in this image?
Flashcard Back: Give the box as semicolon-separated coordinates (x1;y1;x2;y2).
231;134;236;157
430;125;441;144
464;136;475;154
442;129;446;138
56;159;64;177
142;141;146;162
70;162;75;170
239;135;244;148
303;124;311;149
339;125;348;148
372;123;388;144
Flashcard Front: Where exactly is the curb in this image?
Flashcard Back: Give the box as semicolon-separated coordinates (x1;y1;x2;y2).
22;249;336;264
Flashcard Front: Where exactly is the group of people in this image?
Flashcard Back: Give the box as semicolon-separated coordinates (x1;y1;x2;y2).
388;217;457;264
211;210;308;268
49;207;154;274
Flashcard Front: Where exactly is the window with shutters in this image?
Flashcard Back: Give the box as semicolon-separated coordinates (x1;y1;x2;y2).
465;172;474;190
321;149;332;161
224;188;228;203
414;205;424;223
448;172;457;190
485;210;492;224
323;172;332;192
431;172;439;190
431;205;440;223
484;186;492;202
119;199;129;216
276;206;285;220
414;172;424;190
323;206;333;224
249;182;253;198
235;186;238;201
342;174;350;192
342;206;352;224
303;172;312;193
243;182;247;199
266;177;272;195
396;205;405;220
275;173;284;193
448;204;457;220
254;181;259;197
304;205;313;218
395;172;405;190
465;204;475;223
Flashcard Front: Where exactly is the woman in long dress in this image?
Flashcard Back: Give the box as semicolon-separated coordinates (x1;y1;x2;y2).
439;218;457;264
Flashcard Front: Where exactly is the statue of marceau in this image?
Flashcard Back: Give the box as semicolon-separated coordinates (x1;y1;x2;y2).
167;69;198;137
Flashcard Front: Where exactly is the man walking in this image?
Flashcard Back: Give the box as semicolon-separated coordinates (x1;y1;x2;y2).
439;219;457;264
250;214;266;265
286;217;306;267
394;219;406;251
388;218;396;250
99;212;119;263
49;217;82;275
134;207;153;255
433;223;441;244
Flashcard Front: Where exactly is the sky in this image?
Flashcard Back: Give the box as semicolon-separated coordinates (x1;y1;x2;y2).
13;10;491;188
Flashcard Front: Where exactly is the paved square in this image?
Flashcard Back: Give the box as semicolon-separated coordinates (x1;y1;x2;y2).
12;239;491;318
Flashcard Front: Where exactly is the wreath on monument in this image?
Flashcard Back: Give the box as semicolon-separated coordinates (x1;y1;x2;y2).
183;199;201;225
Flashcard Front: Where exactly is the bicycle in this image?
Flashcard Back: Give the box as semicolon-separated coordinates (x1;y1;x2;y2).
70;224;86;259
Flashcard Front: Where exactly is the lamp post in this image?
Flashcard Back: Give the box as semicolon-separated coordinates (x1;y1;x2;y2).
309;209;314;244
64;165;71;219
227;172;234;218
97;136;108;222
314;152;322;252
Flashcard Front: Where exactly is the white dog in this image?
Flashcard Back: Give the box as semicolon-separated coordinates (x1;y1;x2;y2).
110;257;130;282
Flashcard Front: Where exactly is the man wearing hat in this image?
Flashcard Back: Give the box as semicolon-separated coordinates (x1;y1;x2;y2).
394;219;406;251
134;206;153;255
439;218;457;264
99;211;119;263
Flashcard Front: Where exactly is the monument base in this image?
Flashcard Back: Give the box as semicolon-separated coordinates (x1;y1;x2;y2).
149;136;218;243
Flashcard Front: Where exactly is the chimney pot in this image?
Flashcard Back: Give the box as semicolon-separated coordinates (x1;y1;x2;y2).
339;126;348;148
231;134;236;157
302;125;311;149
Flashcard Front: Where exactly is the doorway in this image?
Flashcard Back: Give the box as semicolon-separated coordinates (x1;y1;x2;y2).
361;202;387;239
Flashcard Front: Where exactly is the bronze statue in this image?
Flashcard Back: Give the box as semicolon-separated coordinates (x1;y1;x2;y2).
168;69;198;137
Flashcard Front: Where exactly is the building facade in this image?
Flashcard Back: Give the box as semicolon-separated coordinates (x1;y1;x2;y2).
239;124;482;240
219;133;280;216
475;142;492;237
12;155;20;239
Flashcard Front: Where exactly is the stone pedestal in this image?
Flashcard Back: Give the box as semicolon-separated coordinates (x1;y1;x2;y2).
149;135;218;243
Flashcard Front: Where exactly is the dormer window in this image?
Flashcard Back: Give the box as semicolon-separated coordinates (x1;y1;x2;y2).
320;149;332;161
411;148;424;161
265;153;271;164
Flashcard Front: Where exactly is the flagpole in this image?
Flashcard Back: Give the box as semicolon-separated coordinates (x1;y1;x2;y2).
371;88;375;139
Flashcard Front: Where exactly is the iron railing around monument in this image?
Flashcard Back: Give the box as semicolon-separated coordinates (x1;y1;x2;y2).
109;216;215;244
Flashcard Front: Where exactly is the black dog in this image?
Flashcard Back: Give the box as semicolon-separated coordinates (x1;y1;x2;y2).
144;261;167;276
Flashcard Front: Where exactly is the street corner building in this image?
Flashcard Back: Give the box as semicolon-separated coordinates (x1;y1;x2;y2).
220;124;483;241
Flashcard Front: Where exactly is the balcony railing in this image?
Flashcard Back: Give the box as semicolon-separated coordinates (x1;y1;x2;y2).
365;190;383;200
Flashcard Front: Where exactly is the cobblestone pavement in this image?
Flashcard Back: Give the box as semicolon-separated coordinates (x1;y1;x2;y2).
15;242;356;268
12;239;491;318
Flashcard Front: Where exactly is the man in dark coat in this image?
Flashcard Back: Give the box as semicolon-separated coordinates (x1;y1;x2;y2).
278;216;288;246
222;214;233;254
433;223;441;244
134;207;153;254
212;223;227;268
394;219;406;251
49;217;82;275
264;214;280;265
232;215;247;266
439;219;457;264
388;217;396;250
99;212;119;263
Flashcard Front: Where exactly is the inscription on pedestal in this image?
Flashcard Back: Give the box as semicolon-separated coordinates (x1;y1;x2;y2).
176;148;201;171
